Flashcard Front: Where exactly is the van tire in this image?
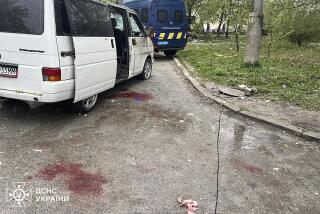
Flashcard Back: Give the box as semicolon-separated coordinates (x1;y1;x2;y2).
164;50;177;58
74;94;98;114
139;58;152;80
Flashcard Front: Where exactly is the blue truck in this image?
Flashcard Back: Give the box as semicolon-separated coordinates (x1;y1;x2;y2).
122;0;187;57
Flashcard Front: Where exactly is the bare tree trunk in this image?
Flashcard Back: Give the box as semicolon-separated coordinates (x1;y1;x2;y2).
187;8;192;31
235;25;240;53
244;0;264;65
216;10;224;37
225;19;230;39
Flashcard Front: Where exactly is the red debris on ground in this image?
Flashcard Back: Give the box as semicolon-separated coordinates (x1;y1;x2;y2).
38;162;106;195
178;196;198;214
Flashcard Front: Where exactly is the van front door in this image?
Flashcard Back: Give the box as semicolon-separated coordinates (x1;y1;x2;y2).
64;0;117;102
128;13;148;76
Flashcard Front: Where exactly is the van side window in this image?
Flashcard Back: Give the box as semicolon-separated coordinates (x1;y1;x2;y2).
174;10;183;23
110;12;125;31
157;10;167;23
54;0;71;36
129;14;144;37
66;0;113;37
0;0;44;35
140;8;149;23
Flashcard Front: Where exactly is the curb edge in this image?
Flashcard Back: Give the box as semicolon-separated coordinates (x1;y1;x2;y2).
173;57;320;142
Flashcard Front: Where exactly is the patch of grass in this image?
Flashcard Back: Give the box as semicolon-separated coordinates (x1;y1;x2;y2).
178;37;320;110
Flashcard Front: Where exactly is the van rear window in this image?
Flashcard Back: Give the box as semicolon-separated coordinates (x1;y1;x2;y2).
157;10;167;23
0;0;44;35
175;10;183;23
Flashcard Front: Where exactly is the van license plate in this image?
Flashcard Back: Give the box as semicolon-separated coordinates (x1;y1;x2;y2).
157;41;169;45
0;64;18;78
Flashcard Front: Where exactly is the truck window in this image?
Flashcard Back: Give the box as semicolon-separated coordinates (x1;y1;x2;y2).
55;0;71;36
66;0;113;37
157;10;167;23
0;0;44;35
175;10;183;23
140;8;149;23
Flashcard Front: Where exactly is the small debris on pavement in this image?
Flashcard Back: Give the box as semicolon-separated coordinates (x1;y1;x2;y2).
178;195;198;214
129;161;136;167
0;161;2;166
187;113;194;116
33;149;43;153
179;120;185;123
219;87;245;97
315;192;319;196
238;84;257;96
273;168;280;171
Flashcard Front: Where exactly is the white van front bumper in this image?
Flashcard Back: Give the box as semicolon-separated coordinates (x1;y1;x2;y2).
0;80;74;103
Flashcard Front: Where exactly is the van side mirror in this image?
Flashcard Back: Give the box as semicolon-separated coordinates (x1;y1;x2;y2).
145;26;154;38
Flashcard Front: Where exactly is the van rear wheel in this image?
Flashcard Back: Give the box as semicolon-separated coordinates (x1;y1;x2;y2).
139;58;152;80
164;50;177;58
75;94;98;114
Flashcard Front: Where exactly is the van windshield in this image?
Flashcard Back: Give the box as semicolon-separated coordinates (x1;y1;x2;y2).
0;0;44;35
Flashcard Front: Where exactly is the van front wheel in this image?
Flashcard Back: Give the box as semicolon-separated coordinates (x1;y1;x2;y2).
139;58;152;80
164;50;177;58
75;94;98;114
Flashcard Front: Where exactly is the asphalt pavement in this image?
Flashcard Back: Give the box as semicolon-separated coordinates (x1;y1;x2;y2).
0;54;319;213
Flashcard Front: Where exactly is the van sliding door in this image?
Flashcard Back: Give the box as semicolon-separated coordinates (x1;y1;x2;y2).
128;13;148;75
64;0;117;102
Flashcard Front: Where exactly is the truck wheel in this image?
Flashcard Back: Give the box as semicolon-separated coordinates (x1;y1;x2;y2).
139;58;152;80
75;94;98;114
164;50;177;58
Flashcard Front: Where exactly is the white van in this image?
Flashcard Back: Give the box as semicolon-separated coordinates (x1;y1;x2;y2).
0;0;154;113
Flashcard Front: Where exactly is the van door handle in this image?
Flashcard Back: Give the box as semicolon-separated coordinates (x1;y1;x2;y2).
132;38;137;46
111;39;114;48
61;51;75;57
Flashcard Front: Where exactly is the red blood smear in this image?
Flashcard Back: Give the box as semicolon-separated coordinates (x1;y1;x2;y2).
38;163;106;195
245;165;263;174
111;92;152;101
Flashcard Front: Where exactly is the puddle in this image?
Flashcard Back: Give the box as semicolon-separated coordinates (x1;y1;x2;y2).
38;162;106;195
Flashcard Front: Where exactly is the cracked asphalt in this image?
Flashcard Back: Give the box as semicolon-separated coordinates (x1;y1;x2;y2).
0;55;319;214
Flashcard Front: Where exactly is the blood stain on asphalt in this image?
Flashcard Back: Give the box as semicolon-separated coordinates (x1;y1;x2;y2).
38;162;106;195
111;91;153;102
244;165;263;174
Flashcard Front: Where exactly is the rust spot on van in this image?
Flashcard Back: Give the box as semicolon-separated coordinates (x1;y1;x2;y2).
38;162;106;195
111;91;153;102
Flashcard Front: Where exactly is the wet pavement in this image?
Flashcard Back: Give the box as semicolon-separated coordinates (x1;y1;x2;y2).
0;55;319;213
